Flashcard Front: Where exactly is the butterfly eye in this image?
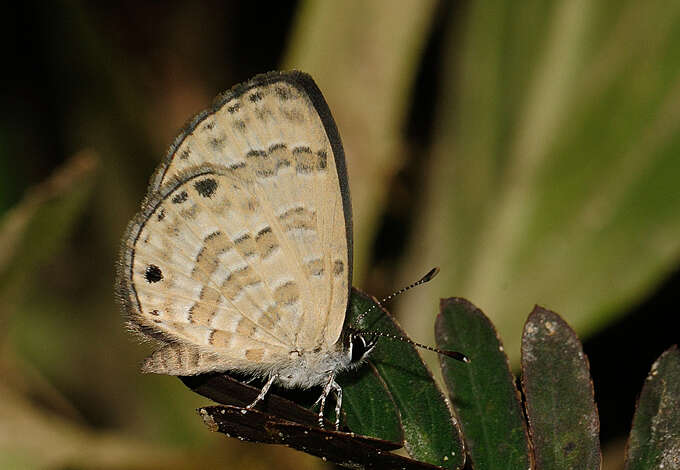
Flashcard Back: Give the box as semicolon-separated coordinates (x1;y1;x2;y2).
349;334;377;364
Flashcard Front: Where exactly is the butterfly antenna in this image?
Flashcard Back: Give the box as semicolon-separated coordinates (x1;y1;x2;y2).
352;267;469;363
354;267;440;326
363;331;469;363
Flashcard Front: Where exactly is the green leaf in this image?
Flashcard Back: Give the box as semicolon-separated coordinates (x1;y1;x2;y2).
339;360;403;444
349;289;465;469
436;298;531;470
521;306;601;469
624;345;680;470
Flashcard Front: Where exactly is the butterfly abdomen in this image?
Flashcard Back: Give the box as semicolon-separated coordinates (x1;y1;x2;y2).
273;346;353;389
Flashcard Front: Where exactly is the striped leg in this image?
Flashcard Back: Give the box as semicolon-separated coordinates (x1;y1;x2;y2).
331;380;342;430
317;374;336;427
244;374;278;412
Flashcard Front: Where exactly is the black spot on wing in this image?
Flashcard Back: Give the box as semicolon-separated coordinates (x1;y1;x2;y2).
172;191;189;204
333;260;344;276
205;230;223;241
268;143;286;152
275;86;292;100
210;136;225;150
145;264;163;283
292;146;312;155
234;233;251;244
316;150;327;170
194;178;218;198
246;149;268;159
255;227;272;241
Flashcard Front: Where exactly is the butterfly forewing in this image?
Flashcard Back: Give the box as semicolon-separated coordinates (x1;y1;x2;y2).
118;72;352;374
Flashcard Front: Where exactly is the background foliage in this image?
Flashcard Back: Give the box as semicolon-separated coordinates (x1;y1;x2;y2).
1;1;678;469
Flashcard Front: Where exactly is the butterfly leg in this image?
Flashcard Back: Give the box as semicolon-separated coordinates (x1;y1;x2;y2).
317;374;336;427
242;376;257;385
244;374;278;412
331;380;342;430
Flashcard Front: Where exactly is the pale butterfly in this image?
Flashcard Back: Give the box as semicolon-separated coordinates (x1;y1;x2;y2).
116;71;465;430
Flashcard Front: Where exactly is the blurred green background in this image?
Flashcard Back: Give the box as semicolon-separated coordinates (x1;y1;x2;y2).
1;1;679;469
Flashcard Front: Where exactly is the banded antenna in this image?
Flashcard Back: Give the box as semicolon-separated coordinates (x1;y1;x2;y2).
352;268;470;363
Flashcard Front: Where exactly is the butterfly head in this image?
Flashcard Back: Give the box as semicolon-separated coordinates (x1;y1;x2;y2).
345;331;378;366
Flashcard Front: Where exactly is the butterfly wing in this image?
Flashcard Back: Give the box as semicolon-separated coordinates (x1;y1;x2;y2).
117;72;352;374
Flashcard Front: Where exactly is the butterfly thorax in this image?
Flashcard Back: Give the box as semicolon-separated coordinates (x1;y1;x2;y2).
272;346;352;389
270;332;377;389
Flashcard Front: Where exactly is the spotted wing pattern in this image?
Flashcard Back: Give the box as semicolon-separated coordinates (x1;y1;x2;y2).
117;72;352;375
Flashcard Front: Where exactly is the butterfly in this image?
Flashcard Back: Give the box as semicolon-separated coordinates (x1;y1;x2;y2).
117;71;377;429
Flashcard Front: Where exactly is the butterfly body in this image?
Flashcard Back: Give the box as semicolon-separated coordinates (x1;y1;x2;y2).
117;71;360;427
140;329;372;390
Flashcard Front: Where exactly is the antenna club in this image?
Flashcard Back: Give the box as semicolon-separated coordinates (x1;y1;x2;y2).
420;267;440;283
442;351;471;363
353;267;441;327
